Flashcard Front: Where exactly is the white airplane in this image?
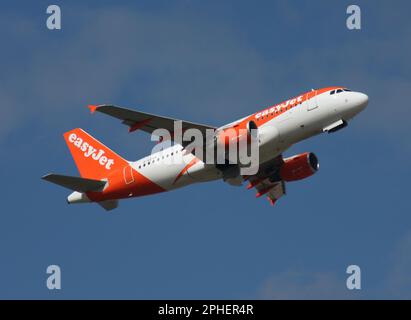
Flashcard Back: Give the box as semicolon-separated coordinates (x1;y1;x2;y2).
42;86;368;210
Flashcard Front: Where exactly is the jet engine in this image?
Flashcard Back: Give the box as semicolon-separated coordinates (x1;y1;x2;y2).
280;152;319;181
214;120;258;151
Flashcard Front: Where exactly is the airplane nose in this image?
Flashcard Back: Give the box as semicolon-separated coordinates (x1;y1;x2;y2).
356;92;369;110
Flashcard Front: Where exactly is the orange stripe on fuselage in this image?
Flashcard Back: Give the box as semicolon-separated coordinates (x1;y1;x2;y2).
86;165;166;202
173;157;199;185
239;87;341;129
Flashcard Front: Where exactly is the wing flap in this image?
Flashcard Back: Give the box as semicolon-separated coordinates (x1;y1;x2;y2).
266;181;286;206
245;155;286;206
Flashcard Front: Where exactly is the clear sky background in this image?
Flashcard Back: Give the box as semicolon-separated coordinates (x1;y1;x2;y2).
0;0;410;299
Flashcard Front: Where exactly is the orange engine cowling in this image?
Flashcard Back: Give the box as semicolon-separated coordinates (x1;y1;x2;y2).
280;152;319;182
215;120;258;150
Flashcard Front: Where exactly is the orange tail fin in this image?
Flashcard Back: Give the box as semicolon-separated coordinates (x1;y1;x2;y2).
64;128;128;180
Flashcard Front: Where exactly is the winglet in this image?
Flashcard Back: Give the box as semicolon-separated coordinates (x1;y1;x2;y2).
88;105;98;114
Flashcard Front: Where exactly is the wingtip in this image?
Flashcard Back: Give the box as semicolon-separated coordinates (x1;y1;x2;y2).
41;173;52;180
88;104;98;114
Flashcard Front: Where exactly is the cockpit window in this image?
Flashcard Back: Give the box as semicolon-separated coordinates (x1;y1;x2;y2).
331;88;351;95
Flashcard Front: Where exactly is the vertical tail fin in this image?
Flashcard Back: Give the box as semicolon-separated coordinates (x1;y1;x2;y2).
64;128;128;180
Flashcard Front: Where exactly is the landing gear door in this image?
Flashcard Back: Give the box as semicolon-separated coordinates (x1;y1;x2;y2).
307;90;318;111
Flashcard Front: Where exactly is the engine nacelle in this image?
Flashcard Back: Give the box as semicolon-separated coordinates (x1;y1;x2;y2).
215;120;258;150
280;152;319;182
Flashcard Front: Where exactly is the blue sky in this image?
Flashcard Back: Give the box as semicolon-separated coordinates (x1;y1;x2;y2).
1;0;410;299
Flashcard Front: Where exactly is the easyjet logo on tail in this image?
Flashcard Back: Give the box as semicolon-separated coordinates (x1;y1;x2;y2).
68;133;114;170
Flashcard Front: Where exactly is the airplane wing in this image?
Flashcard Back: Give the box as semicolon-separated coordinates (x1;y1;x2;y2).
245;155;287;206
88;104;216;137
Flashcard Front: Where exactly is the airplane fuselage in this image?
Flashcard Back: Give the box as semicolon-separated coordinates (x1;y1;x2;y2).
119;86;368;196
50;86;368;208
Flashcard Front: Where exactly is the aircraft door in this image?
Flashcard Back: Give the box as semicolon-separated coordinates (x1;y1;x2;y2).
307;90;318;111
123;165;135;184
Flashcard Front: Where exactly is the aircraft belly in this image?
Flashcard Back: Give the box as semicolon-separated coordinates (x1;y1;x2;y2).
187;162;221;182
133;161;190;191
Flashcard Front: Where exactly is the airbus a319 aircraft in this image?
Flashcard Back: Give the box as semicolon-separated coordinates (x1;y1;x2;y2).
42;87;368;210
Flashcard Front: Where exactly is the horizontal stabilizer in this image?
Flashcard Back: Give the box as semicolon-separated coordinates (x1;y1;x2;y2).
42;173;106;192
98;200;119;211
